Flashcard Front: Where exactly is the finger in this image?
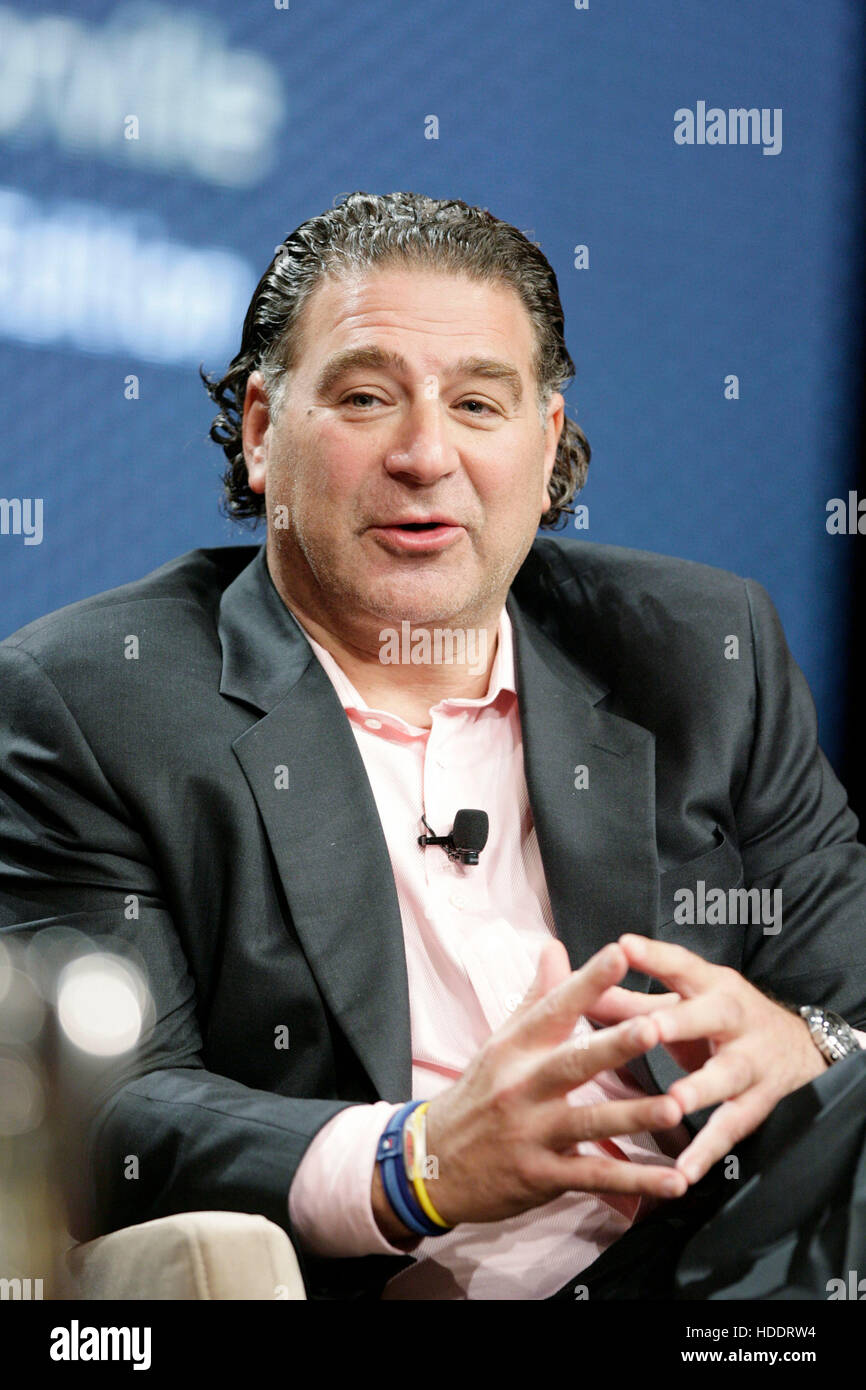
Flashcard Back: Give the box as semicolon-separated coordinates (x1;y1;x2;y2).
516;944;629;1050
506;942;573;1032
674;1088;774;1184
529;1014;662;1102
588;985;682;1025
665;1049;758;1116
618;934;718;998
647;992;745;1048
545;1092;684;1149
546;1151;689;1201
523;938;574;1005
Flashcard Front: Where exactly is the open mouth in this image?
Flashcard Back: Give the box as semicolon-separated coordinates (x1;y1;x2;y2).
368;520;463;553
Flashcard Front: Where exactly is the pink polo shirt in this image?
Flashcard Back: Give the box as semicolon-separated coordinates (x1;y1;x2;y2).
286;606;694;1299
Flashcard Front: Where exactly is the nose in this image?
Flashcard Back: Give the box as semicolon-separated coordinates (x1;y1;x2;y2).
382;395;457;485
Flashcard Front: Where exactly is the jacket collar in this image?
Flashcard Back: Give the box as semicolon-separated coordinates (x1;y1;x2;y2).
218;544;315;711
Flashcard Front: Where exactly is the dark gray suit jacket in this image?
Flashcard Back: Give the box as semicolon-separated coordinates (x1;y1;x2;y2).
2;537;865;1299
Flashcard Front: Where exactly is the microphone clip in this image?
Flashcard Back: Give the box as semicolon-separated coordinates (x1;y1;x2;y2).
417;810;489;866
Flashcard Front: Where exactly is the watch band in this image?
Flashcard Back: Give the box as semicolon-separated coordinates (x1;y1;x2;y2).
798;1006;861;1065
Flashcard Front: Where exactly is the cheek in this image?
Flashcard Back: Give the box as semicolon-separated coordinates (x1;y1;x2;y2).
479;447;545;513
271;422;370;503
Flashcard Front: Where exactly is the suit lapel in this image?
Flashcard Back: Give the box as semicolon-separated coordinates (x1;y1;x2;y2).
506;594;659;969
507;592;676;1103
218;547;412;1102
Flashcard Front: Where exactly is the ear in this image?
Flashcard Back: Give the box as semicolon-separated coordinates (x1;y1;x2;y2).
540;392;565;516
241;371;272;495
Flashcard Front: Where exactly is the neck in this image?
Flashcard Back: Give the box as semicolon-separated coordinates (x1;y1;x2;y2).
267;564;502;729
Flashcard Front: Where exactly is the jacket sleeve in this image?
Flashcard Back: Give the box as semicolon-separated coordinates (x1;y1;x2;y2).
0;641;371;1288
733;579;866;1025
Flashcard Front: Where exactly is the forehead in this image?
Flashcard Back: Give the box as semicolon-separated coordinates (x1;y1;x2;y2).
291;263;536;373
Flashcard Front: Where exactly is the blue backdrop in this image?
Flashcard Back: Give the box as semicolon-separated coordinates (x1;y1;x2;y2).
0;0;862;770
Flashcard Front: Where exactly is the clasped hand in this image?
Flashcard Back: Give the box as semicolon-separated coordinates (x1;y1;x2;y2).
588;933;828;1184
419;935;826;1231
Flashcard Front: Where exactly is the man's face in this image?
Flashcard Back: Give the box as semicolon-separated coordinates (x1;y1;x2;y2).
243;263;564;631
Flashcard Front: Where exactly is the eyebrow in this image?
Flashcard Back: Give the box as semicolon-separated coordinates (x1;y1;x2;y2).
314;346;524;408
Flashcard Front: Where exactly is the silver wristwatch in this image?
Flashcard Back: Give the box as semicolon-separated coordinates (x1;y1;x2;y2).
798;1006;862;1065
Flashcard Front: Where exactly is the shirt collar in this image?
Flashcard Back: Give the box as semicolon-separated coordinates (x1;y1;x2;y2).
293;607;517;726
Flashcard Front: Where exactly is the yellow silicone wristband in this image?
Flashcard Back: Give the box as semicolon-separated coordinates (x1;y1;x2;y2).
409;1102;451;1229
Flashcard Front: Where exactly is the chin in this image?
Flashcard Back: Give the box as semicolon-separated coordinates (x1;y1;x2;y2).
357;582;475;627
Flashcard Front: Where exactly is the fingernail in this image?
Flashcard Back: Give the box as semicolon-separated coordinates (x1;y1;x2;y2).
680;1161;700;1183
662;1176;684;1196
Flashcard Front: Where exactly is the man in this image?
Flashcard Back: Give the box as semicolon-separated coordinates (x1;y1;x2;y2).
2;190;866;1301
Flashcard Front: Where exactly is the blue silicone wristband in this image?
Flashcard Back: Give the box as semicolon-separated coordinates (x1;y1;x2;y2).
375;1101;444;1238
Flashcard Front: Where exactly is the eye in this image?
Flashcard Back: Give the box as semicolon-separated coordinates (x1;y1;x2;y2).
458;399;496;415
342;391;382;408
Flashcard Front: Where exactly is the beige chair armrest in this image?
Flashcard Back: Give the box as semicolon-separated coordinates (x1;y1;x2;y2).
64;1211;307;1300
